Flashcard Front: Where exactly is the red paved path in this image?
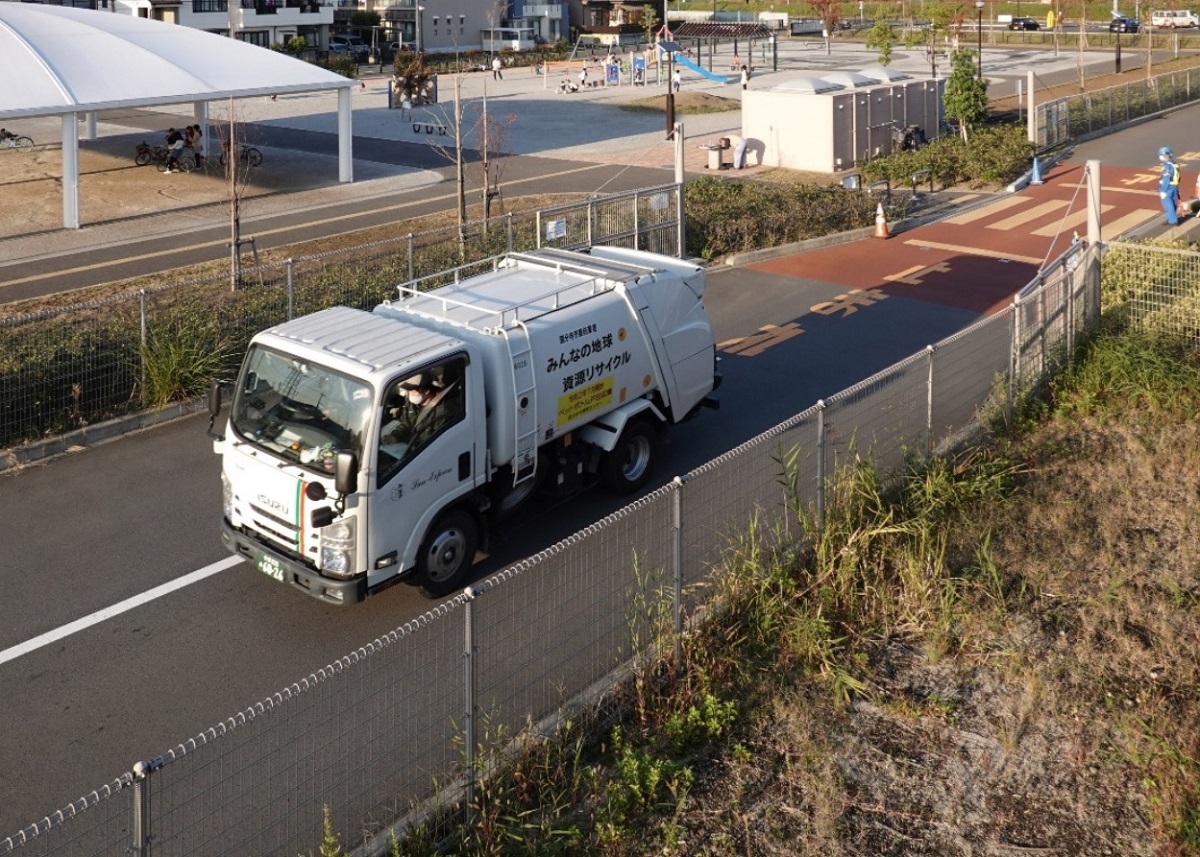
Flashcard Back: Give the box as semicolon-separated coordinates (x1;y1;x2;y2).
750;163;1160;315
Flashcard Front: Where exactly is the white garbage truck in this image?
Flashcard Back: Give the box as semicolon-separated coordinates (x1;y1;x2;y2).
208;246;720;602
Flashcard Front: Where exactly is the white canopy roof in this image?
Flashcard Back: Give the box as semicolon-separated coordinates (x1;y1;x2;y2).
0;4;356;229
0;4;354;120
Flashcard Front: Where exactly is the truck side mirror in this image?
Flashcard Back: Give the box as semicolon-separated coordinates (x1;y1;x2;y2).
206;380;225;441
335;452;358;497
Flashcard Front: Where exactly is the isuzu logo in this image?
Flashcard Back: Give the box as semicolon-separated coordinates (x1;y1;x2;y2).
257;494;290;514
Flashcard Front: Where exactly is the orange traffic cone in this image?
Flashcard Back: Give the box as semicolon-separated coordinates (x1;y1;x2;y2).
874;203;890;239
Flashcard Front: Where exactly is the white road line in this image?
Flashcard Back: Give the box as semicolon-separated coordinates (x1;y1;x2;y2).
0;556;242;668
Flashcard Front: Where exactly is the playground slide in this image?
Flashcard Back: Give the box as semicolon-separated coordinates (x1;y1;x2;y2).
660;50;736;85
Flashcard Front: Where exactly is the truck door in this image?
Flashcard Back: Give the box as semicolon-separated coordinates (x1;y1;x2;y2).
369;353;476;585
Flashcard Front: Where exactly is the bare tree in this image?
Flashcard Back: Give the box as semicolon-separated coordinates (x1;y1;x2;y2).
473;82;517;229
209;97;259;291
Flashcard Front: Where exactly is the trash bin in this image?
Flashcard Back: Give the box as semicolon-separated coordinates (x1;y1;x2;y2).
704;144;726;170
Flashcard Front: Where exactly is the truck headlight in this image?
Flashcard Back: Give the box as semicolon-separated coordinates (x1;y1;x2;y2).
319;517;357;578
221;471;233;520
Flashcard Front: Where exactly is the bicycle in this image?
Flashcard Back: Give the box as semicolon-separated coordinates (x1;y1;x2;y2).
157;147;195;173
134;140;168;167
0;133;34;151
219;143;263;168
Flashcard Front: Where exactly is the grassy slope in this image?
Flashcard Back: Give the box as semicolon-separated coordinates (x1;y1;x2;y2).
377;328;1200;857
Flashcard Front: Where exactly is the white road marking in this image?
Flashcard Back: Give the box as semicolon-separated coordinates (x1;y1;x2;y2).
0;556;242;667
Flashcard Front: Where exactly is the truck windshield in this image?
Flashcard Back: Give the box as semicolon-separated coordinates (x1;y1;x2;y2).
230;346;373;474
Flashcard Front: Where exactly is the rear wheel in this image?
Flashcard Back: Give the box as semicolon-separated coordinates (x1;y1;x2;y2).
413;509;479;599
599;419;659;494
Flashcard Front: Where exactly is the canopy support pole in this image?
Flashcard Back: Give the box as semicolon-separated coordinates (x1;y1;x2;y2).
337;87;353;183
62;113;80;229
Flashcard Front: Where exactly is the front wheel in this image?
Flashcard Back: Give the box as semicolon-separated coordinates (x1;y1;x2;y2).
599;419;659;494
14;136;33;151
134;148;152;166
245;147;263;167
413;509;479;599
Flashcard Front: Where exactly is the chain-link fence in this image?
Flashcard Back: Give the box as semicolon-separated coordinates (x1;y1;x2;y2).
0;183;683;452
4;235;1131;857
1102;240;1200;342
1036;67;1200;149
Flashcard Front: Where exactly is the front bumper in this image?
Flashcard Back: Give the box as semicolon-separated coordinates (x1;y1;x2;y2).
221;519;368;605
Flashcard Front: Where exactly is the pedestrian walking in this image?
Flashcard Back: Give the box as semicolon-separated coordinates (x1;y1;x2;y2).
740;66;749;90
492;56;503;80
1158;145;1181;226
579;65;588;88
672;68;681;90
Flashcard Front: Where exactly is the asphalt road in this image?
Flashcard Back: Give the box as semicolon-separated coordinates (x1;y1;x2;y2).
1;52;1196;839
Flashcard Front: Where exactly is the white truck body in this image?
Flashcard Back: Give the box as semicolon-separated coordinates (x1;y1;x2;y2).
211;247;718;603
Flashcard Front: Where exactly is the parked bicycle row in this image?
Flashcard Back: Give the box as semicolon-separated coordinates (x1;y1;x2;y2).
133;126;263;173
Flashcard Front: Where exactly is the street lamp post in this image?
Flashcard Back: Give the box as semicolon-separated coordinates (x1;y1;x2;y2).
415;4;424;54
975;0;984;78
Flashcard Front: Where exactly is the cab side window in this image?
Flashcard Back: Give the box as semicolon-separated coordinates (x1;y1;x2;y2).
377;356;467;485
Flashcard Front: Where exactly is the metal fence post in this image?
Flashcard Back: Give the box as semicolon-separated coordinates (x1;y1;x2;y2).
535;211;543;249
587;199;594;247
138;289;148;391
676;181;685;258
1037;273;1047;377
815;399;827;538
463;586;477;817
506;212;514;254
1008;299;1019;426
633;191;641;252
130;757;164;857
1064;256;1075;369
406;233;415;282
286;258;294;321
671;475;684;669
924;344;935;454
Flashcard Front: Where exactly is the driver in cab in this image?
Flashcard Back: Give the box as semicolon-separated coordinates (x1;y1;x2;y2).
381;373;437;447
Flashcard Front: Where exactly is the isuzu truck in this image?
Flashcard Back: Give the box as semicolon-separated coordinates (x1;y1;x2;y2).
208;246;719;602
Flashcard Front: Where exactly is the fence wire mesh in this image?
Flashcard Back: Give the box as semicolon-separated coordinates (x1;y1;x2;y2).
1037;68;1200;149
0;779;131;857
120;605;465;857
473;487;676;747
23;238;1200;857
1103;240;1200;342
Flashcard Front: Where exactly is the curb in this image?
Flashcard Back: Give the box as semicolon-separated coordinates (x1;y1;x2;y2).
2;399;206;474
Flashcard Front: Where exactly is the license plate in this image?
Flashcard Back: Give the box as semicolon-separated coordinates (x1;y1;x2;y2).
256;551;287;582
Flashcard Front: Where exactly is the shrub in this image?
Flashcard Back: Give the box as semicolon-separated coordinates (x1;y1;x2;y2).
684;176;877;260
858;122;1034;189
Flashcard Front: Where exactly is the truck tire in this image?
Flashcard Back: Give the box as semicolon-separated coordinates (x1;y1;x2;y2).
413;509;479;599
599;419;658;494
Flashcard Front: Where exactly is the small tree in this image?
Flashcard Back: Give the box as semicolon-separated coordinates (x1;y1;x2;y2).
641;5;661;48
942;48;988;142
808;0;844;55
865;17;897;65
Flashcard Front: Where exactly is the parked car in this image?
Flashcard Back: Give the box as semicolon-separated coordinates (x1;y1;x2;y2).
1008;16;1041;29
381;41;415;63
1150;9;1199;27
329;35;370;62
1109;16;1140;31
